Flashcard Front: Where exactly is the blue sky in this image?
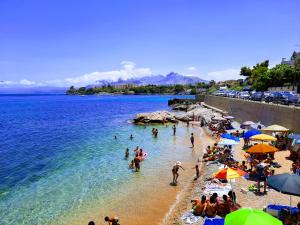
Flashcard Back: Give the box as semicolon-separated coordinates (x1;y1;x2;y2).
0;0;300;87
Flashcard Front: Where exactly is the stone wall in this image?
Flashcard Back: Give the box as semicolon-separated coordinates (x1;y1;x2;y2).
204;95;300;132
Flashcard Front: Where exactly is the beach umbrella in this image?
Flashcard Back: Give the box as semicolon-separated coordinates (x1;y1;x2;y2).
242;121;255;126
262;124;289;132
221;134;240;142
243;129;262;139
213;167;246;180
218;139;239;146
296;139;300;145
267;173;300;212
288;133;300;140
246;144;278;154
267;173;300;196
224;208;282;225
250;134;277;142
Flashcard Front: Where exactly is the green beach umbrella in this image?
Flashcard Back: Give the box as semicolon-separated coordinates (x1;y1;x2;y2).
225;208;282;225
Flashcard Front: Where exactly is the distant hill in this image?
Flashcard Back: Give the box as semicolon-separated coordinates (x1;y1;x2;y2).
91;72;208;87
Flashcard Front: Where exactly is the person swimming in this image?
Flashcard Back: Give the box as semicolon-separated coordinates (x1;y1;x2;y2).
172;161;184;184
114;135;117;140
125;148;129;159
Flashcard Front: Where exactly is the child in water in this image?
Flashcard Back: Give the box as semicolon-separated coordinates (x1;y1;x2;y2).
129;160;134;169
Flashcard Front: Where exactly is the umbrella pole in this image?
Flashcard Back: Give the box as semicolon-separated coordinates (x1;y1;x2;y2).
290;195;292;215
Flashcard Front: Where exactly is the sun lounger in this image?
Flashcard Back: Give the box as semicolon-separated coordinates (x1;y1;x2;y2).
203;218;225;225
181;211;202;224
264;204;299;218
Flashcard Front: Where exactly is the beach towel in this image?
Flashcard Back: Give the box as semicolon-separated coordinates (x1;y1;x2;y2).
203;183;232;196
181;211;203;224
203;218;225;225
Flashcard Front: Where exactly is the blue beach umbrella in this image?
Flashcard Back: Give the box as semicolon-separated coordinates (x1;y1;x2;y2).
243;129;262;139
288;133;300;140
221;133;240;142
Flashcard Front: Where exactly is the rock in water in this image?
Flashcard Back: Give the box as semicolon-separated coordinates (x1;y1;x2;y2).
133;111;177;124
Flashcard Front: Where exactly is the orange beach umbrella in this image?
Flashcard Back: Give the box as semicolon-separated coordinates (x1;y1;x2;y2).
246;144;278;154
213;167;246;180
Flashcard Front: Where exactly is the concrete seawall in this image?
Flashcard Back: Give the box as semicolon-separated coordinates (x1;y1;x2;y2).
204;95;300;132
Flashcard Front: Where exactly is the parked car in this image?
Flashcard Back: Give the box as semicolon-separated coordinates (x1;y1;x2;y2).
239;91;250;100
263;91;271;99
251;92;264;101
281;93;299;105
228;91;238;98
265;92;285;103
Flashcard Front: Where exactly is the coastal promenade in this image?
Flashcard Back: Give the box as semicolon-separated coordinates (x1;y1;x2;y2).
204;95;300;133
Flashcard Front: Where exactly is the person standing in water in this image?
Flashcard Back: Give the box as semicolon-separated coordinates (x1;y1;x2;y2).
130;134;133;140
190;133;195;148
134;153;141;172
125;148;129;159
172;161;184;184
154;128;158;137
172;125;176;135
114;135;117;140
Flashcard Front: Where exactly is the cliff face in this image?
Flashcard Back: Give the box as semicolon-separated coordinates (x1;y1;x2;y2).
204;95;300;132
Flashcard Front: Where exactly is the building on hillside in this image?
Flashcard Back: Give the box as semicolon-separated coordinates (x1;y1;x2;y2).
111;84;138;89
281;51;300;65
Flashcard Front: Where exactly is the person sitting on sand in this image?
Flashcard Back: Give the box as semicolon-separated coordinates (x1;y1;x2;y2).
217;195;231;217
191;196;207;216
228;191;241;211
172;161;184;184
205;196;217;218
125;148;129;159
134;154;141;172
104;216;120;225
283;202;300;225
190;133;195;148
239;161;247;171
192;164;200;180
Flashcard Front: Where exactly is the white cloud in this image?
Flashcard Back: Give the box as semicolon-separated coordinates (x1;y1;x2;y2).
205;69;241;81
19;79;36;85
187;66;197;71
63;61;152;86
0;61;152;87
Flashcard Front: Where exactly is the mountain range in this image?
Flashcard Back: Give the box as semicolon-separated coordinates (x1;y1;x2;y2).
92;72;208;87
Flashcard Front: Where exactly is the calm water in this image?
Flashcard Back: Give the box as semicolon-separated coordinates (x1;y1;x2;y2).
0;94;195;225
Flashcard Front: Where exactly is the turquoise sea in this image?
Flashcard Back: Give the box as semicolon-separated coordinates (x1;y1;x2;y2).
0;94;196;225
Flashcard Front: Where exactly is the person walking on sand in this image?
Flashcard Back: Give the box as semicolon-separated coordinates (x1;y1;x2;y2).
172;125;176;135
192;164;200;180
172;161;184;184
190;133;195;148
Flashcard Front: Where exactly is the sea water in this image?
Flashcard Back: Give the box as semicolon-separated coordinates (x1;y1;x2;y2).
0;94;196;225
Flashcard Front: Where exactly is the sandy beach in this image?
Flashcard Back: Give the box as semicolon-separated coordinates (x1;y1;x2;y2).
160;124;300;225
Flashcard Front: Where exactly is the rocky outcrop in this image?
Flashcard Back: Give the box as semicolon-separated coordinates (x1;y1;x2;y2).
133;111;177;124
